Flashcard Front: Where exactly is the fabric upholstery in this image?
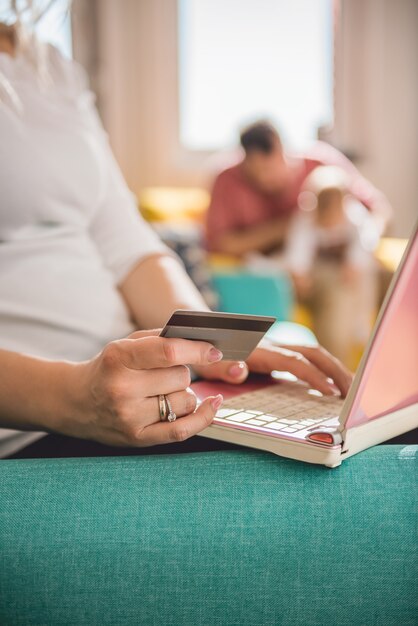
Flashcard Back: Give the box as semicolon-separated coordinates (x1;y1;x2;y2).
0;445;417;625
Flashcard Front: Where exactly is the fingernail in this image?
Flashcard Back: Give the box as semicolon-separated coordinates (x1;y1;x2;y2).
208;348;223;362
211;394;223;410
228;362;246;378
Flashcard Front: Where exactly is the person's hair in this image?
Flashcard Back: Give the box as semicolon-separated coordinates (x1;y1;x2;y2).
316;188;344;216
301;166;348;217
2;1;60;26
0;1;70;56
239;121;282;155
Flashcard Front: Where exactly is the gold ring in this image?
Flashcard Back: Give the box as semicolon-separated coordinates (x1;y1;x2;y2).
158;394;168;421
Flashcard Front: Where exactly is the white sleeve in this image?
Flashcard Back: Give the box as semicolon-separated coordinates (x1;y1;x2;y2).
88;144;170;284
60;52;171;284
285;214;317;275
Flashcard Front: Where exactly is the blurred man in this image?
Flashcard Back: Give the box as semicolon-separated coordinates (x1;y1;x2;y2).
205;121;391;256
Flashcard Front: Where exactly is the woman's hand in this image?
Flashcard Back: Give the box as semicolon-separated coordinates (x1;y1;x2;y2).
195;340;353;398
60;330;224;447
0;330;353;448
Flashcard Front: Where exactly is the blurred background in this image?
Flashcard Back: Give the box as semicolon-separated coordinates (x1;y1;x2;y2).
29;0;417;235
22;0;418;367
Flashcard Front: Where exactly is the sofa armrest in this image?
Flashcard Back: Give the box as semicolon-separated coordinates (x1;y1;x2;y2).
1;446;417;625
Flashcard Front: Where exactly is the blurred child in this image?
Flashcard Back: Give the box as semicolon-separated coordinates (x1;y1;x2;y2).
286;166;379;367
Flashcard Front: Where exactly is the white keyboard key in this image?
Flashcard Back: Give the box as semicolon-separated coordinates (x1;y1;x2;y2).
281;427;298;433
264;422;289;431
245;419;266;426
225;412;256;423
216;408;241;418
262;415;278;422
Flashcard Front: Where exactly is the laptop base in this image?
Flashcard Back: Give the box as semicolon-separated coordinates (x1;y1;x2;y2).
198;402;418;468
198;425;343;468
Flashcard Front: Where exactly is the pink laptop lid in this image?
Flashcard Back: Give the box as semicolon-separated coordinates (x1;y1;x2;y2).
343;225;418;429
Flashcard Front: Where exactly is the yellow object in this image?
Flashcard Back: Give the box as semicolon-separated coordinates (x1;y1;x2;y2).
139;187;210;223
293;304;313;329
207;254;242;269
375;237;408;273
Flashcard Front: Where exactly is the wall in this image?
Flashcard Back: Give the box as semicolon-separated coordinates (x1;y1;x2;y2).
333;0;418;237
73;0;209;191
72;0;418;236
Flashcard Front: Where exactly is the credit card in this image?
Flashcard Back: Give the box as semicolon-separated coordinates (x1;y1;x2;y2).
160;310;276;361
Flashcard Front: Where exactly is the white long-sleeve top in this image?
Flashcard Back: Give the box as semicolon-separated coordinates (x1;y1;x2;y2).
0;42;168;456
285;199;378;275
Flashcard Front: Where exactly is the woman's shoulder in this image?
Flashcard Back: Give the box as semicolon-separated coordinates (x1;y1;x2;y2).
0;34;90;98
43;41;90;96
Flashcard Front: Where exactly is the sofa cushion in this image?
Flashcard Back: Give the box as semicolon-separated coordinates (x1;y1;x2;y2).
0;445;417;625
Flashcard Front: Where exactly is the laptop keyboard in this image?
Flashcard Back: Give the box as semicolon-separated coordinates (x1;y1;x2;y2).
215;384;344;434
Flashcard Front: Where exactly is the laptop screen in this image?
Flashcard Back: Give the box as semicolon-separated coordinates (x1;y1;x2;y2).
345;228;418;428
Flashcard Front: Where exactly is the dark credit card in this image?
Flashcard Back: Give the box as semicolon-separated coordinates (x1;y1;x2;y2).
160;310;276;361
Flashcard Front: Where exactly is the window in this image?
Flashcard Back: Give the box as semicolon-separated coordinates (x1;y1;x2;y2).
179;0;333;151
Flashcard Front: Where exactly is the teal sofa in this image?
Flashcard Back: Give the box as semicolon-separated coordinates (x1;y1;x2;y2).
0;445;417;625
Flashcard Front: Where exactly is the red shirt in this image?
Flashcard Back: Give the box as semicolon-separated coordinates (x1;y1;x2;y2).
205;141;389;251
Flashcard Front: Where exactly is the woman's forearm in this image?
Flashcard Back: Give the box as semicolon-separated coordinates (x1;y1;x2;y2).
119;254;210;329
0;350;77;432
0;338;222;447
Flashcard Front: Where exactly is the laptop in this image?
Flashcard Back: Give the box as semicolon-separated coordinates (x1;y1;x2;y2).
193;223;418;467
